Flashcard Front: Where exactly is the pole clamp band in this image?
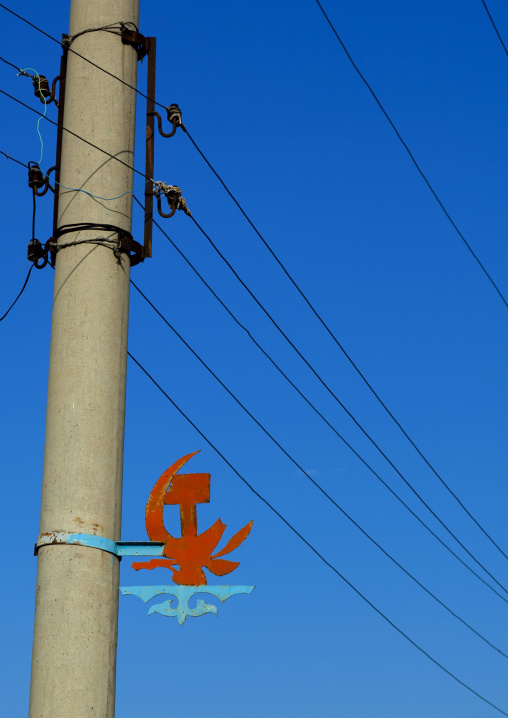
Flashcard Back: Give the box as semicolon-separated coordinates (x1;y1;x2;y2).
34;532;164;558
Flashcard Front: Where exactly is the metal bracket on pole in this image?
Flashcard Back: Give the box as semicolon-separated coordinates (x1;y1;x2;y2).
151;104;185;139
121;24;148;61
49;42;68;267
143;36;156;260
143;37;187;258
34;531;164;558
117;231;146;266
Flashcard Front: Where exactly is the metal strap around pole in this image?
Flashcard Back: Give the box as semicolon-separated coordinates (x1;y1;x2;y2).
34;532;164;557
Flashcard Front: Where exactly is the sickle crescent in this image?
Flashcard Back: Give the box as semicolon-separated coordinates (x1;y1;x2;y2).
145;451;200;542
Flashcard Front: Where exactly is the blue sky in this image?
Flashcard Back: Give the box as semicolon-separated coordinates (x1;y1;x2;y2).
1;1;508;716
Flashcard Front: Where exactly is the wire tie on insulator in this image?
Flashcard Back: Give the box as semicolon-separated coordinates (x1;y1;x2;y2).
152;181;192;217
177;195;192;217
166;104;182;125
153;180;177;196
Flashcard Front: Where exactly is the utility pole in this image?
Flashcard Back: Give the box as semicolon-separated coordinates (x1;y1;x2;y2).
29;1;139;716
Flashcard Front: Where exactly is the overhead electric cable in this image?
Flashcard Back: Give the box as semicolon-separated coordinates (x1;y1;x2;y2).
6;152;506;612
1;56;505;715
312;0;508;309
188;214;508;596
130;275;508;660
0;264;34;322
1;141;504;596
0;52;24;73
0;148;26;167
2;3;505;307
2;28;506;567
3;132;505;609
183;130;508;566
481;0;508;57
127;350;508;718
135;203;508;605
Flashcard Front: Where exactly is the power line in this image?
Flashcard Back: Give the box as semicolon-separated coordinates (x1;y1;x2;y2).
3;3;505;319
7;143;500;638
2;15;506;564
0;264;34;321
184;129;508;567
130;275;508;660
3;0;506;316
126;350;508;718
0;142;504;715
312;0;508;310
3;140;506;599
481;0;508;57
0;90;508;716
139;203;508;605
95;0;508;565
0;148;26;167
3;110;505;609
4;3;505;709
188;213;508;596
1;169;40;321
0;52;24;73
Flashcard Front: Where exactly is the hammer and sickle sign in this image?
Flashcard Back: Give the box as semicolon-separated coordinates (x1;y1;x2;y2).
132;452;253;586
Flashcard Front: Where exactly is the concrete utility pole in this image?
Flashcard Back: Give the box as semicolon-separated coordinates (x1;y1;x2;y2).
29;1;139;716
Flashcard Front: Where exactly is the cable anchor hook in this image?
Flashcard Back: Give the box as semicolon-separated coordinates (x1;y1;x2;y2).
150;103;186;138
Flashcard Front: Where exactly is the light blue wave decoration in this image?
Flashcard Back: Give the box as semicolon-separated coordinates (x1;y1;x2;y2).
120;585;254;625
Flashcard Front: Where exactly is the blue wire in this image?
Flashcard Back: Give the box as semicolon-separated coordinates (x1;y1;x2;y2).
21;68;46;164
55;178;150;201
